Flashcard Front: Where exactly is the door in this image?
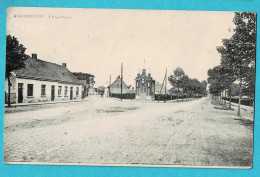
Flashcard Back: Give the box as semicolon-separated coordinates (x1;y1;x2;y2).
70;87;73;100
18;83;23;103
51;85;55;101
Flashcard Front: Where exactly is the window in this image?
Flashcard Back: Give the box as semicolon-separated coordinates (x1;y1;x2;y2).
41;85;46;96
148;82;150;87
64;86;68;96
27;84;33;96
76;87;79;96
58;86;62;96
142;78;145;84
136;82;139;87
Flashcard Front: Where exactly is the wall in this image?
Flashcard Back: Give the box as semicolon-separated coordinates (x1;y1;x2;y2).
109;79;129;94
5;75;83;104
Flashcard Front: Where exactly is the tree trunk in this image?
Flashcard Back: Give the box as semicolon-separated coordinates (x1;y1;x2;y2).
222;91;224;105
229;95;232;110
218;93;220;104
252;95;254;107
224;89;227;105
220;91;222;105
181;89;183;101
177;88;179;101
7;75;11;107
237;77;242;116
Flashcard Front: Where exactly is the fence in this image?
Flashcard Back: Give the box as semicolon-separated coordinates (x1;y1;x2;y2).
155;94;202;101
222;97;254;107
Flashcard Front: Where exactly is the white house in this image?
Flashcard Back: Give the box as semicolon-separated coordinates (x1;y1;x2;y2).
5;54;83;104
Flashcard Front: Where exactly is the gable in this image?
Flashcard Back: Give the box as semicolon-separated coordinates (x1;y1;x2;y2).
136;74;153;81
109;77;128;89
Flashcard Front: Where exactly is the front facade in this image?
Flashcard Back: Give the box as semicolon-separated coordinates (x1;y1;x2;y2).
135;69;155;100
5;54;83;104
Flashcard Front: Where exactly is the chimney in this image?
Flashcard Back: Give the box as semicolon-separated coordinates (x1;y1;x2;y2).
142;69;146;75
62;63;67;67
32;53;37;59
148;73;151;77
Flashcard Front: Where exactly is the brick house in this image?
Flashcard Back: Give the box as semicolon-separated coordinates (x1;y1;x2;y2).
135;68;155;100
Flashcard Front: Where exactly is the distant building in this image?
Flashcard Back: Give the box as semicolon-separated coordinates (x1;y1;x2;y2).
108;75;130;95
72;72;95;98
88;86;96;95
5;53;83;104
155;82;169;94
135;68;155;100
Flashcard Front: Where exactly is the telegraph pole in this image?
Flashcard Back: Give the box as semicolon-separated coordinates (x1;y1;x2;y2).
165;68;167;103
121;63;123;101
108;74;111;97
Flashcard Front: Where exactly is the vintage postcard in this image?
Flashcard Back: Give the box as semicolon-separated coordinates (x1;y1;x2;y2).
4;7;256;168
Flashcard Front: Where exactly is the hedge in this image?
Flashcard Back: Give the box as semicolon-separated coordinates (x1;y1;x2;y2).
222;97;254;106
110;93;136;99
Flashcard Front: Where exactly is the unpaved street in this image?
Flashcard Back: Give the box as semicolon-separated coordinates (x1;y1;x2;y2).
4;97;254;167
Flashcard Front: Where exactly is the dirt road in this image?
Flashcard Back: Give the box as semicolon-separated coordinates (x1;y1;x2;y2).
4;97;254;167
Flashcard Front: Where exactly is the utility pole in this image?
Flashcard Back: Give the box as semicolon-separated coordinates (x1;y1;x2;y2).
108;74;111;97
165;68;167;103
121;63;123;101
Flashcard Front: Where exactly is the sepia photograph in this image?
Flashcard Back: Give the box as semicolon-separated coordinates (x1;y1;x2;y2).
4;7;256;168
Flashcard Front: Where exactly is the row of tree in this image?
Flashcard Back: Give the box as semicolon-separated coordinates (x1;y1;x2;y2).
168;66;207;99
207;12;256;116
72;72;95;86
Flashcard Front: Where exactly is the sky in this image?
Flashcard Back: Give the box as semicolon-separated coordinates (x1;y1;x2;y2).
6;7;236;87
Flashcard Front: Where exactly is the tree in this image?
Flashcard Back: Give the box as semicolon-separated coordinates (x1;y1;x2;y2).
243;66;255;105
201;80;207;97
168;66;185;100
180;75;190;100
72;72;95;96
72;72;95;85
6;35;28;107
227;83;240;109
207;66;226;104
217;12;256;115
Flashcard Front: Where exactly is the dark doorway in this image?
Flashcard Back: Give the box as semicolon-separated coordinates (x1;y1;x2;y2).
18;83;23;103
70;87;73;100
51;85;55;101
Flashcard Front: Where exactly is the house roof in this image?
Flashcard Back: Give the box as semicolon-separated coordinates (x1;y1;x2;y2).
135;74;154;81
14;57;82;85
108;76;128;88
135;73;155;81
